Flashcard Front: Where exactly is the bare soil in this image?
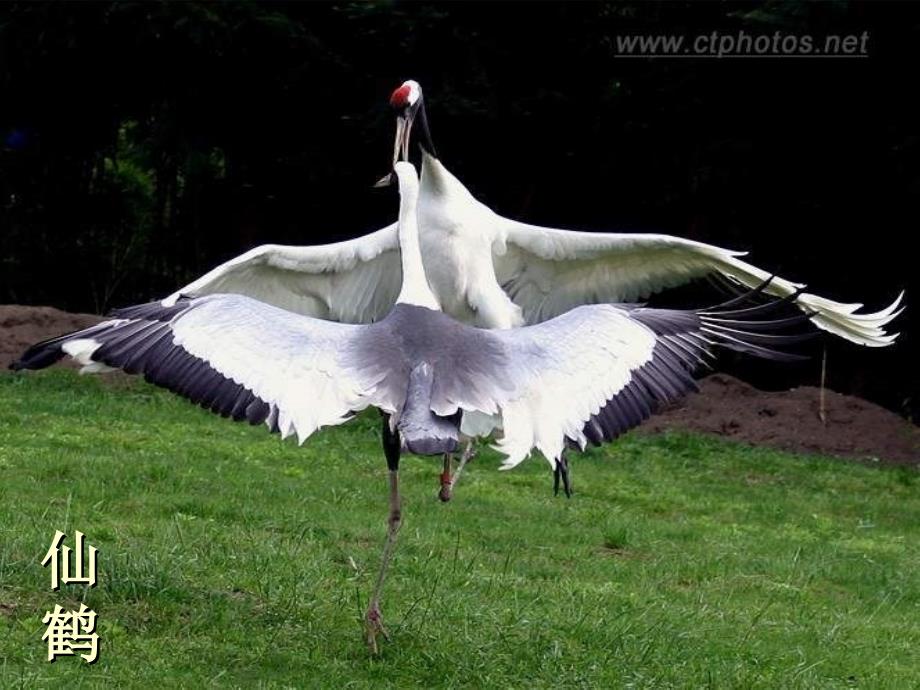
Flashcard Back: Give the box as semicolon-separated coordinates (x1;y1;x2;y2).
2;304;917;468
0;304;103;370
642;373;919;467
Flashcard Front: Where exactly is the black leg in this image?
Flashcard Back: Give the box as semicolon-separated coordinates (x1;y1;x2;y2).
553;454;572;498
381;411;400;472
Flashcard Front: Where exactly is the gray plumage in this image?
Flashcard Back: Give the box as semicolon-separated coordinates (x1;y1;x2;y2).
397;362;459;455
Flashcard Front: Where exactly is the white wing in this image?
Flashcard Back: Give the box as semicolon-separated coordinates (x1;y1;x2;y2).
17;296;392;444
164;224;401;323
492;221;903;347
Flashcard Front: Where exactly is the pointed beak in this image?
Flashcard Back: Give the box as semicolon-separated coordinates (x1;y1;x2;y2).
374;110;415;188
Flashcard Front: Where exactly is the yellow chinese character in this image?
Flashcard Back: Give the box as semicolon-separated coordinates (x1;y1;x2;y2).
41;603;99;663
41;530;98;590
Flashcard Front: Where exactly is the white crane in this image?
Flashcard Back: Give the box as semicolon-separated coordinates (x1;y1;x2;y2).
164;80;902;349
14;162;818;653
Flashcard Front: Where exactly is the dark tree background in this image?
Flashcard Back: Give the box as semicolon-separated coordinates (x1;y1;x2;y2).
0;1;917;420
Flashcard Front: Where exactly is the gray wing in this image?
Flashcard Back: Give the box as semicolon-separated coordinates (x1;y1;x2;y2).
476;294;812;469
13;295;396;444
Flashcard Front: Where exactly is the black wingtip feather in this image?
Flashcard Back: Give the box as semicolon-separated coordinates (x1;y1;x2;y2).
576;287;817;450
704;274;778;311
9;344;66;371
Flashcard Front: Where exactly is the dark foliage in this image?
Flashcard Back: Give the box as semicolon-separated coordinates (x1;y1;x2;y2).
0;1;916;418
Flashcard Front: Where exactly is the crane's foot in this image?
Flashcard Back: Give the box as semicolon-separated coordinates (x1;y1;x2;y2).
364;602;390;654
553;456;572;498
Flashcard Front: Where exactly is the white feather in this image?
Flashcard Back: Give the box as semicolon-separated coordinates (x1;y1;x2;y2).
62;338;103;369
492;219;902;348
163;225;401;324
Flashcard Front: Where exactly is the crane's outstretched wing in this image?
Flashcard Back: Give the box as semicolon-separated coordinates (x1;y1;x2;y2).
491;221;903;347
164;224;401;324
11;295;393;444
481;288;815;469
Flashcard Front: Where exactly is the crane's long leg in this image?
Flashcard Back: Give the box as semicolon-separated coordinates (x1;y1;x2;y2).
366;414;403;654
365;470;401;653
438;441;476;503
553;453;573;498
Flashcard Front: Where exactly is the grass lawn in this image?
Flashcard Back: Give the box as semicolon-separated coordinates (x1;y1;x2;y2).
0;370;918;688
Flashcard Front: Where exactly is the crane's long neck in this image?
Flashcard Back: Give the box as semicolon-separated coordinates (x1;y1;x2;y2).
421;151;478;204
415;100;437;159
396;178;440;310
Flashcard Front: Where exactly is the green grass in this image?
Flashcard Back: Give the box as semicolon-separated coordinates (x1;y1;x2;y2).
0;371;918;688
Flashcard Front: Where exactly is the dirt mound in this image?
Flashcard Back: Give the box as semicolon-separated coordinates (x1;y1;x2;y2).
2;305;917;467
0;304;103;370
642;374;919;467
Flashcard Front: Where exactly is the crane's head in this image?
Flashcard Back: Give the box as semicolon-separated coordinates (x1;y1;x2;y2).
389;79;422;113
376;79;437;187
